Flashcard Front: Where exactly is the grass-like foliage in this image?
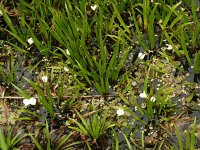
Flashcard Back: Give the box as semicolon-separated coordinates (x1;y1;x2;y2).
0;0;200;149
0;126;27;150
46;1;131;95
69;109;115;141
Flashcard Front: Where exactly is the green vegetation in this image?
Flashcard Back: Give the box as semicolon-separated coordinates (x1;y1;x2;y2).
0;0;200;149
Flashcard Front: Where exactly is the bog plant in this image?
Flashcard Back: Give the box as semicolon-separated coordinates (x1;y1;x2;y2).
0;125;27;150
46;1;131;95
130;0;158;50
69;109;115;142
174;118;197;150
13;77;55;118
0;49;18;86
29;120;78;150
0;0;200;149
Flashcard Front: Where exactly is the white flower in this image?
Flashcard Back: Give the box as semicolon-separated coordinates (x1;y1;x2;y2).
23;97;36;106
42;76;48;83
117;108;124;117
29;97;37;105
139;91;148;98
64;67;69;72
91;5;98;11
135;106;138;111
27;38;34;45
150;96;156;102
138;52;145;60
166;44;173;50
23;99;30;106
66;49;70;55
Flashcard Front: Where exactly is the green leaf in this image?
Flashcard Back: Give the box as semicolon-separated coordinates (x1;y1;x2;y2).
69;119;89;136
175;126;183;150
0;4;27;46
55;132;73;150
112;129;119;150
75;110;91;134
190;118;196;150
12;84;30;99
0;129;8;150
194;50;200;74
23;77;54;116
29;134;43;150
121;131;132;150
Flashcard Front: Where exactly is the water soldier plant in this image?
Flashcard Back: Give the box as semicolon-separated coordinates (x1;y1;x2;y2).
0;0;200;149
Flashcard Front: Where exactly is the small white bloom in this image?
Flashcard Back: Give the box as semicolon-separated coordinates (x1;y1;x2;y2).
27;38;34;45
66;49;70;55
64;67;69;72
29;97;37;105
139;91;148;98
23;97;36;106
42;76;48;83
91;4;98;11
138;52;145;60
23;99;29;106
117;108;124;117
135;106;138;111
166;44;173;50
150;96;156;102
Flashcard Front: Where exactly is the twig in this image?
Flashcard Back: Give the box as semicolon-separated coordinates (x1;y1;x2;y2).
0;94;121;100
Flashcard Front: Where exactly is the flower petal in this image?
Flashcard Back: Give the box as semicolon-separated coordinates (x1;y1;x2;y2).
23;99;30;106
117;108;124;116
64;67;69;72
138;52;145;60
91;5;98;11
66;49;70;55
29;97;36;105
42;76;48;83
27;38;34;45
139;91;147;98
150;96;156;102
